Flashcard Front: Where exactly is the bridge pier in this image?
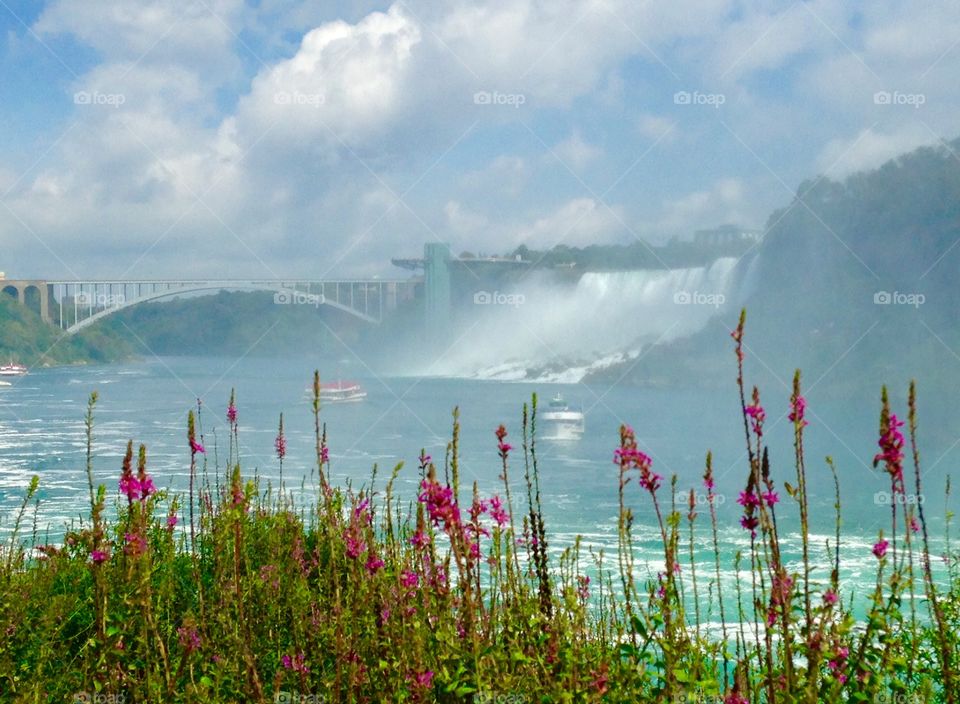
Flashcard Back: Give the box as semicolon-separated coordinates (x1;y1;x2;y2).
424;243;452;339
0;279;51;323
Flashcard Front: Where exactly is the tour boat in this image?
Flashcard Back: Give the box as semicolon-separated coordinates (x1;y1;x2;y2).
540;393;585;439
318;380;367;404
0;363;27;377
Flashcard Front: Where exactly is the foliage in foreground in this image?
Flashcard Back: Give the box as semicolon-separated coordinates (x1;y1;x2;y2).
0;312;959;703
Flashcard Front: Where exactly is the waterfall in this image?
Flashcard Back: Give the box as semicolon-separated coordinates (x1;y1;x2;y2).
430;257;743;382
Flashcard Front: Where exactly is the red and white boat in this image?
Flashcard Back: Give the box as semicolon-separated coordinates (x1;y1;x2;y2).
0;362;27;377
318;380;367;403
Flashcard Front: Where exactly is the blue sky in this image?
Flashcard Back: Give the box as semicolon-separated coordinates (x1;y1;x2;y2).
0;0;957;279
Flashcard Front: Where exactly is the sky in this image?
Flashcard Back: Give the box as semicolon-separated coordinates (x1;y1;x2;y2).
0;0;957;279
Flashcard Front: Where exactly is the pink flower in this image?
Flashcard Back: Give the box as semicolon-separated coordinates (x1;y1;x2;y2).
823;589;838;605
874;413;906;490
90;549;108;565
740;515;759;537
789;395;809;427
744;401;765;437
737;491;760;509
282;652;309;674
226;404;237;425
577;575;590;601
400;570;419;588
762;491;779;507
119;474;141;502
345;535;365;560
124;532;147;557
872;539;889;559
418;479;461;529
614;426;660;493
365;556;384;574
410;670;434;689
418;450;431;469
320;444;329;463
410;530;430;549
177;626;201;653
488;495;509;527
910;516;921;533
167;514;178;528
275;433;286;461
190;439;205;455
495;425;512;458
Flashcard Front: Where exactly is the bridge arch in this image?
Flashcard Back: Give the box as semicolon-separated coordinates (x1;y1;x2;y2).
54;280;401;334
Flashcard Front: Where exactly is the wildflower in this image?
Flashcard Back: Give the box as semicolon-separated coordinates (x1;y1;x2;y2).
872;539;889;559
615;426;661;493
744;393;765;437
90;549;108;565
177;626;201;653
320;444;329;464
724;691;748;704
910;515;921;533
762;490;779;507
495;425;513;457
119;474;141;502
789;394;809;427
418;450;431;470
737;490;760;509
365;556;384;574
823;589;838;605
345;535;365;560
575;575;591;601
400;570;419;589
410;670;433;689
275;416;286;461
226;394;237;426
418;479;461;529
488;495;509;527
740;514;759;537
167;514;178;529
282;652;309;675
874;412;905;490
190;439;205;455
124;532;147;557
410;530;430;549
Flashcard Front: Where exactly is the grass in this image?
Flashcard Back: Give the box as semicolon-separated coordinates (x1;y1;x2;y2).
0;310;958;703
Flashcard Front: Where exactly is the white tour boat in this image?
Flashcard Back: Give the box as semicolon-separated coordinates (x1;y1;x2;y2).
540;393;585;439
319;380;367;404
0;363;27;377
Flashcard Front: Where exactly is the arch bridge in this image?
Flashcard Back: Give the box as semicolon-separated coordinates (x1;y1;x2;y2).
1;278;417;334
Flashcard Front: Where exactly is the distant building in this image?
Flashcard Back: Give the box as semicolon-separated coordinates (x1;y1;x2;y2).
693;225;763;248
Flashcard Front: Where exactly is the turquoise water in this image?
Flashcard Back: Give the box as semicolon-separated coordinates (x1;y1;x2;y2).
0;357;954;617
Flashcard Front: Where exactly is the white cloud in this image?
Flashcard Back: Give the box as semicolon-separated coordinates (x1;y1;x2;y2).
816;126;937;178
551;131;602;171
516;198;621;248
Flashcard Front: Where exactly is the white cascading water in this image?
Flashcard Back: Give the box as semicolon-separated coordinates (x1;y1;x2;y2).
433;257;742;382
